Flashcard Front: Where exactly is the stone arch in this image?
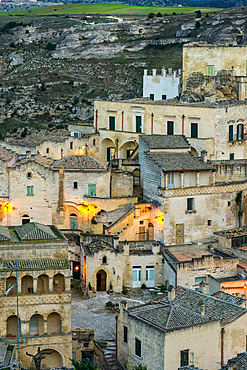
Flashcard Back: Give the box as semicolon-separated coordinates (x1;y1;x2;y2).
37;274;49;293
100;138;115;161
47;313;62;335
6;276;16;296
53;273;65;292
22;214;30;225
6;315;21;337
119;140;137;159
34;349;63;369
21;275;33;294
96;269;107;291
29;314;44;336
190;146;200;157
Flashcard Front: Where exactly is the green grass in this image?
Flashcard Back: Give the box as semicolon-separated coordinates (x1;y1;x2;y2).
0;3;222;16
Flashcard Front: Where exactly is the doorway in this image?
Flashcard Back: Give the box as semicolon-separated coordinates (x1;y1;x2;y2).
96;270;107;291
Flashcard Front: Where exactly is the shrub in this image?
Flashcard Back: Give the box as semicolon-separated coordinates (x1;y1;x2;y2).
172;12;176;15
157;12;162;17
195;9;201;18
141;283;147;289
69;80;74;86
148;13;155;19
133;364;151;370
40;83;46;92
9;42;16;48
71;358;97;370
45;42;56;51
196;21;201;29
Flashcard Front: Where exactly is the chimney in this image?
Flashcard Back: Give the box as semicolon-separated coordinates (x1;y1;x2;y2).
173;70;177;78
123;241;129;255
199;301;205;316
199;282;207;295
168;285;176;301
168;68;172;75
113;235;119;250
178;69;182;75
201;150;208;163
152;69;157;76
161;69;166;77
26;151;31;159
144;69;148;76
120;300;128;313
152;243;160;254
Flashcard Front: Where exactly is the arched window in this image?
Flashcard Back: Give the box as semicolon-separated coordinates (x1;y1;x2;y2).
22;214;30;225
70;213;78;230
21;275;33;294
29;314;44;336
7;315;21;337
47;313;61;335
102;256;107;264
237;123;244;140
53;274;65;292
37;275;49;293
6;277;16;296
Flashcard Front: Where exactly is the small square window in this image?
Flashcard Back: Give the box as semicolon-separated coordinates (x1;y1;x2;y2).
135;338;141;358
150;94;154;101
208;220;211;226
84;342;89;348
70;142;73;150
187;198;194;211
123;326;128;344
74;182;78;189
27;172;31;179
162;95;167;100
230;153;234;160
139;221;144;225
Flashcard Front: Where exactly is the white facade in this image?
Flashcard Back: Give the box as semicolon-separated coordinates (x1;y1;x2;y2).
143;68;181;101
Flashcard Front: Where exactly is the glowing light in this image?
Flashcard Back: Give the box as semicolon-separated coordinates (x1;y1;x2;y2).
155;213;164;223
74;266;80;272
2;203;14;213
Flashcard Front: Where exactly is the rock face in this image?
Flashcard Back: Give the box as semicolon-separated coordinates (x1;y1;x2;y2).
181;70;238;102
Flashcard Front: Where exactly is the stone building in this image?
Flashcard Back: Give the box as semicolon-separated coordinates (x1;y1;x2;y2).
143;68;182;101
117;286;247;370
0;222;71;369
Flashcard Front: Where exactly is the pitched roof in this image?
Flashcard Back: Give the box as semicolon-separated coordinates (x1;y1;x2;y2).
0;225;11;241
147;151;214;172
0;147;16;162
10;155;54;168
129;302;212;332
141;135;190;149
157;287;246;325
83;240;117;255
0;258;69;271
51;155;108;170
14;223;57;241
212;291;245;306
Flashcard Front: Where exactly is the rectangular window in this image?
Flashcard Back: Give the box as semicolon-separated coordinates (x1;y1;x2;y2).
237;123;244;140
146;267;154;287
70;142;73;150
135;338;141;358
107;147;115;161
167;121;174;135
74;132;81;138
191;122;198;138
133;267;141;288
27;172;31;179
176;223;184;244
74;182;78;189
162;94;167;100
229;125;233;141
187;198;194;211
150;94;154;101
208;220;212;226
123;326;128;344
167;172;174;189
27;186;34;196
230;153;234;160
207;65;214;76
88;184;96;196
109;116;115;131
181;350;189;367
136;116;142;133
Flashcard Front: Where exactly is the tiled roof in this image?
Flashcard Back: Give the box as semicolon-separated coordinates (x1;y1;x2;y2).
212;291;245;306
141;135;190;149
157;287;246;325
51;155;108;170
0;147;16;162
129;302;212;332
0;258;69;271
148;151;214;172
214;227;247;238
10;155;54;168
219;351;247;370
0;225;11;241
84;241;116;255
14;223;57;241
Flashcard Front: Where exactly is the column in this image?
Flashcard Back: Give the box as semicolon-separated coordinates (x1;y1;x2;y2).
65;276;71;292
49;277;53;293
181;172;184;188
165;173;168;189
33;278;37;293
212;171;216;186
18;276;21;294
196;172;200;187
44;320;47;334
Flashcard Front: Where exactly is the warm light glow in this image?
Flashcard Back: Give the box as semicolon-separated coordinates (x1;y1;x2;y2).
74;266;80;272
77;203;96;215
2;203;14;213
244;285;247;289
155;212;164;223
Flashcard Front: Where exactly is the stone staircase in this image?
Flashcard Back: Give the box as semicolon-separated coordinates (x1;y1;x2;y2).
0;342;7;367
102;340;120;370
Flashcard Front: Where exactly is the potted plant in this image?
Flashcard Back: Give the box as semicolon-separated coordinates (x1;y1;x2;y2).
108;281;113;294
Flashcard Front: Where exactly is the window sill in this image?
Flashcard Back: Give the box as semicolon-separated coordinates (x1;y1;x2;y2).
185;210;196;214
133;354;142;360
122;341;128;346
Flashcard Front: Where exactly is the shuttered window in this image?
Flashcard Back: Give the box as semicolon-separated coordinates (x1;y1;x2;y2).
88;184;96;196
27;186;34;196
207;65;214;76
135;338;141;357
109;116;115;131
229;125;233;141
167;121;174;135
191;122;198;138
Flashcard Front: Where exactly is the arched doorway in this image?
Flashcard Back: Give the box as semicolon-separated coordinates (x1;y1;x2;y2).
70;213;78;230
47;313;61;335
22;214;30;224
53;274;65;292
33;349;63;369
21;275;33;294
29;314;44;336
6;315;20;337
148;223;154;240
96;270;107;291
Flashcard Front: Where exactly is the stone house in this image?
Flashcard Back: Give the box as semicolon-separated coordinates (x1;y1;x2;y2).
218;350;247;370
117;286;247;370
65;232;164;292
143;68;182;101
0;222;72;369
